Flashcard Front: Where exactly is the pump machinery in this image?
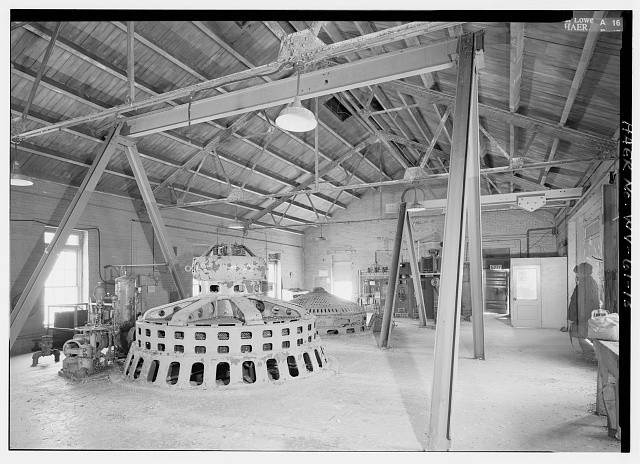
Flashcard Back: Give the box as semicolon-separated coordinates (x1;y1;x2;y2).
58;270;140;379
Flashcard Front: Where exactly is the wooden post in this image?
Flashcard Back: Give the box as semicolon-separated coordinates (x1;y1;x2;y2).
379;202;407;348
427;33;476;451
466;58;486;360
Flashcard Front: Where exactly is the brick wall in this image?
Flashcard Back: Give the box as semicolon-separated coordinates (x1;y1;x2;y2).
302;185;558;300
556;165;617;304
9;180;303;355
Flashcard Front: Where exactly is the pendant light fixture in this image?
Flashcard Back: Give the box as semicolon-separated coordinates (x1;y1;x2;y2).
10;142;33;187
275;65;317;132
316;223;327;242
228;205;245;230
402;187;426;212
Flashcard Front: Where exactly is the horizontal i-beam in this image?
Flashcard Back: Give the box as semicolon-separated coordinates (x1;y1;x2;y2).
123;40;458;137
392;187;584;211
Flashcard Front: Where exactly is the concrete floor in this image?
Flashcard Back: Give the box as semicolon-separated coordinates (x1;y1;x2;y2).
9;313;620;451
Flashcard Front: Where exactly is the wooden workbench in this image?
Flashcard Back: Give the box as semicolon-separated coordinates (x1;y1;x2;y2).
592;339;620;439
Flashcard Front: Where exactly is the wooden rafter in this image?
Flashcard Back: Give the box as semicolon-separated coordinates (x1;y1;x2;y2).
20;21;357;213
509;23;525;113
10;104;334;222
191;21;385;188
380;80;617;155
540;11;605;186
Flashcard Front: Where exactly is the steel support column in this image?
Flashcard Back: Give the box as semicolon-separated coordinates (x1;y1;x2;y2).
379;202;407;348
466;59;485;360
404;212;428;327
122;141;187;300
9;124;123;349
427;33;476;451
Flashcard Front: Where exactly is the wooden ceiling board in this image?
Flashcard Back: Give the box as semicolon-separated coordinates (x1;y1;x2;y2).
9;20;622;226
63;22;101;49
206;21;279;68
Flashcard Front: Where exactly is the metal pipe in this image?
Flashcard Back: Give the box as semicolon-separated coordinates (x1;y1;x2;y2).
526;227;556;258
379;202;407;348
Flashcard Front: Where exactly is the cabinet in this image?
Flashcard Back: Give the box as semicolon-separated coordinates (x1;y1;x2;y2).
357;270;389;315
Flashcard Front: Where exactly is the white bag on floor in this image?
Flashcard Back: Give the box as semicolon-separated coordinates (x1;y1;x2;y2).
588;310;619;341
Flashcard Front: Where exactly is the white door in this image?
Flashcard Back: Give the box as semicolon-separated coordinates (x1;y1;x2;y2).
511;265;541;328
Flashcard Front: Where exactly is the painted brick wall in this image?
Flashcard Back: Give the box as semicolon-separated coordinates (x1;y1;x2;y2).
556;167;616;304
9;180;303;355
302;185;558;300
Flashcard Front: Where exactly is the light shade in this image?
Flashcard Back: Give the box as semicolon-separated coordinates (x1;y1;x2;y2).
228;220;245;230
275;97;317;132
10;161;33;187
406;200;425;212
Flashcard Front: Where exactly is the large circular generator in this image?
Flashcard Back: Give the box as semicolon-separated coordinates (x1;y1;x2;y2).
123;244;327;388
291;287;368;335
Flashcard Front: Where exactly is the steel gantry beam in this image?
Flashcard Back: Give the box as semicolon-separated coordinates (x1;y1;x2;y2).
18;22;363;205
121;139;187;300
10;102;328;224
10;124;123;349
188;22;384;194
9;65;346;216
115;19;381;191
16;22;461;140
122;40;458;137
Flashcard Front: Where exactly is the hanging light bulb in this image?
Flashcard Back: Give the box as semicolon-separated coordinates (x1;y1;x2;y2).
316;224;326;242
275;65;317;132
10;141;33;187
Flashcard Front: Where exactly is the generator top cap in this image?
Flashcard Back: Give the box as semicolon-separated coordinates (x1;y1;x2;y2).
293;287;364;316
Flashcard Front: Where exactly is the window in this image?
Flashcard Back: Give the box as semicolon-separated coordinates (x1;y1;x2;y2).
267;253;281;299
43;229;85;326
332;261;353;301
